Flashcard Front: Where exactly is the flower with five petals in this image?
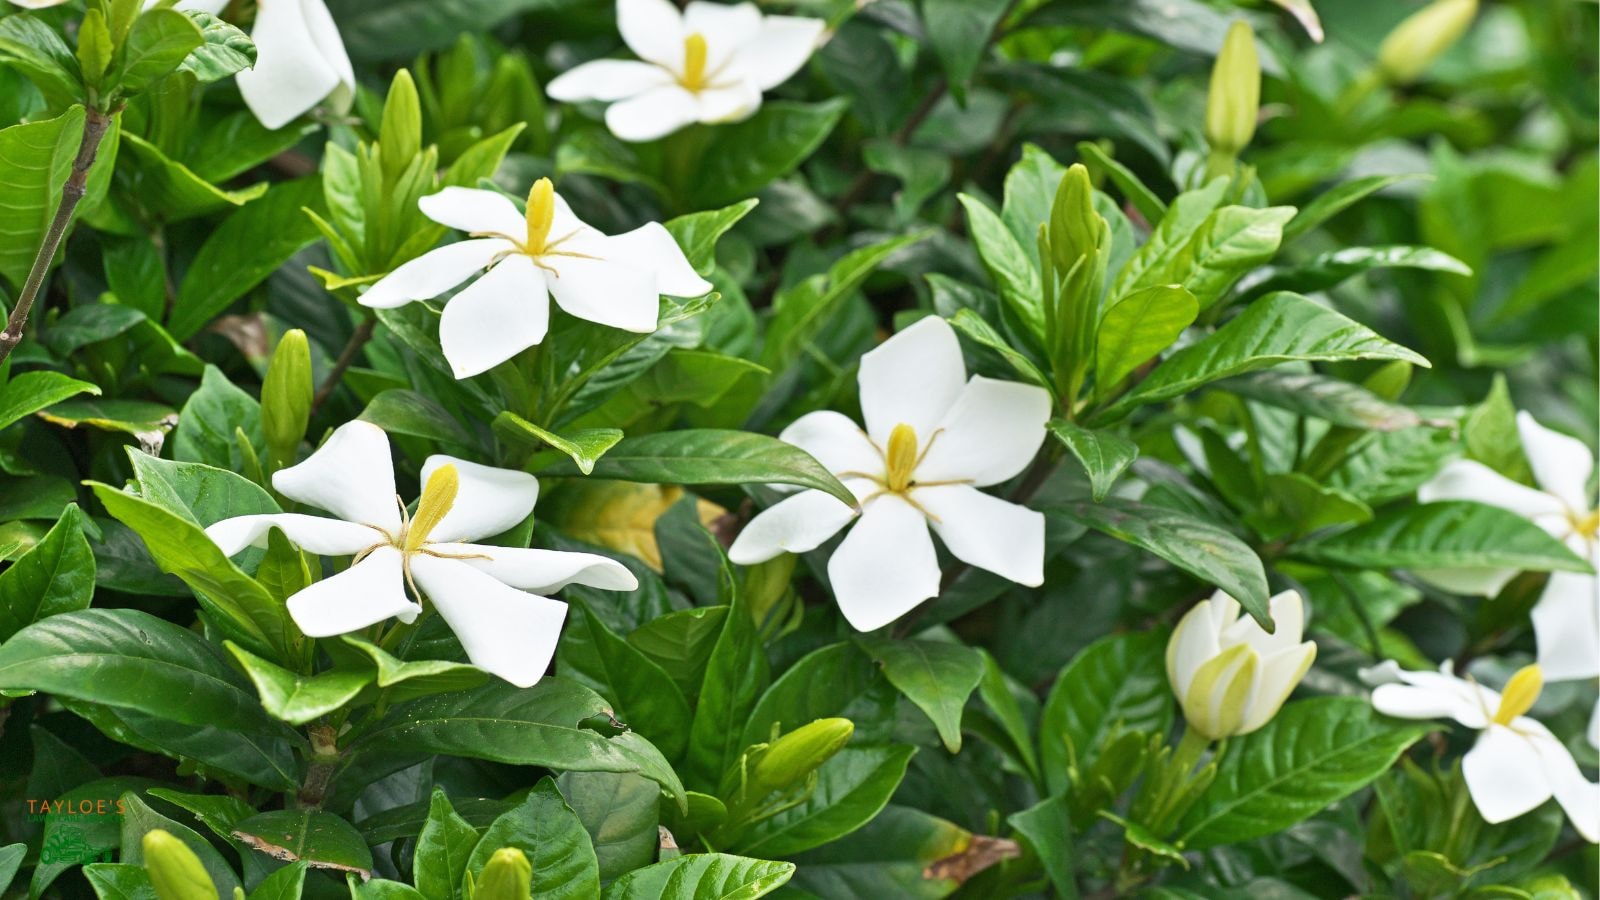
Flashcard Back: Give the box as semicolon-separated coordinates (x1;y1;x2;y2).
205;421;638;687
728;316;1051;631
546;0;825;142
359;180;712;379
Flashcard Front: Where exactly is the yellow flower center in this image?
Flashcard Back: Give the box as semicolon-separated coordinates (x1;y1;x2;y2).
1492;664;1542;727
404;464;459;553
1572;508;1600;541
681;33;709;91
885;424;919;494
524;178;555;256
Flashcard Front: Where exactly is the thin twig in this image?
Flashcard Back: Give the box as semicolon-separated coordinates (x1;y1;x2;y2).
0;107;115;365
827;78;949;232
311;315;377;414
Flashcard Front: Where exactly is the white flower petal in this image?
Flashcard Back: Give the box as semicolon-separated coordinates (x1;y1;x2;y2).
728;489;857;564
235;0;353;129
1412;565;1520;599
1525;725;1600;842
858;316;966;446
438;255;550;379
286;547;418;637
1238;641;1315;734
827;495;941;631
14;0;73;7
419;455;540;544
601;221;713;298
915;375;1051;487
548;254;660;332
1518;412;1596;515
440;545;640;593
419;187;527;239
1168;600;1224;696
694;81;761;124
1462;725;1555;823
1532;572;1600;681
778;411;882;479
409;555;567;688
729;15;824;90
206;513;379;557
358;240;511;309
914;484;1043;587
605;84;701;142
272;421;400;531
1220;590;1306;657
1418;459;1568;527
617;0;686;70
1371;682;1486;728
684;1;762;73
547;59;673;102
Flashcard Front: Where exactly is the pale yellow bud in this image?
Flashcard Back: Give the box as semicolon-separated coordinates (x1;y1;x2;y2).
1377;0;1478;85
1205;20;1261;158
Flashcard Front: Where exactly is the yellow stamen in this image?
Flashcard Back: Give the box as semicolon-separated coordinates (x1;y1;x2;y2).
885;424;918;494
1492;664;1542;726
1573;509;1600;540
405;464;459;553
681;33;709;91
525;178;555;255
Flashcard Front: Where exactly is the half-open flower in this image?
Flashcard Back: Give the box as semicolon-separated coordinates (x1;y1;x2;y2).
546;0;825;142
1166;590;1316;740
728;316;1050;631
1369;661;1599;841
152;0;355;129
205;420;638;687
359;180;711;379
1417;412;1598;680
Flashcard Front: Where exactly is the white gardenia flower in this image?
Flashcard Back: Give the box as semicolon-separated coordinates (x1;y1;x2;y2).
1369;661;1600;842
1417;412;1598;681
145;0;355;130
205;421;638;687
360;180;712;379
1167;590;1317;740
546;0;825;142
728;316;1050;631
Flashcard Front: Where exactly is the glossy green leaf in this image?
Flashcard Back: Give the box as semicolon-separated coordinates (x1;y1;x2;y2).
695;100;848;207
1039;631;1171;796
467;779;600;900
558;599;692;761
0;105;84;287
495;413;622;476
1296;501;1592;575
858;637;983;753
339;635;488;702
602;853;794;900
727;745;915;858
232;809;374;878
0;370;101;431
0;502;94;642
1095;284;1198;391
1048;420;1138;502
177;11;255;83
225;642;373;726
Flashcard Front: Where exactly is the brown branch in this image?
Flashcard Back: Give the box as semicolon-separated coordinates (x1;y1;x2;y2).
0;107;115;365
310;315;377;414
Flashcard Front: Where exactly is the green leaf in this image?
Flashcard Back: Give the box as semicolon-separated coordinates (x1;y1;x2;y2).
1039;631;1171;796
1048;420;1138;503
414;789;478;900
0;14;82;107
344;679;686;806
111;8;203;98
232;809;374;878
38;398;176;438
948;308;1051;388
695;100;849;208
0;105;85;288
1009;796;1076;900
1095;284;1198;391
144;788;256;844
787;805;971;899
1282;173;1427;244
960;193;1043;339
0;609;299;787
762;232;930;372
727;745;915;858
359;389;474;448
495;413;622;476
173;366;264;470
664;199;759;276
684;591;770;792
127;449;278;526
247;861;308;900
1075;140;1165;224
602;854;794;900
225;641;374;726
627;606;728;696
557;772;661;885
0;502;93;642
741;642;893;749
1111;292;1430;413
1238;245;1471;301
1134;205;1295;309
1178;697;1430;849
538;429;857;509
1110;178;1229;302
0;370;101;431
1052;499;1271;627
924;0;1009;100
339;635;488;703
32;777;155;896
177;11;255;83
82;863;156;900
120;792;241;897
1295;501;1592;575
467;779;600;900
119;132;266;222
558;599;693;762
168;178;324;340
858;638;983;754
0;843;24;896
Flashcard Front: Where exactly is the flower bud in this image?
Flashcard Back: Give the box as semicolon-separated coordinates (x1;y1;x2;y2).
1376;0;1478;85
142;830;218;900
472;847;531;900
748;717;854;796
1166;590;1316;740
261;329;312;471
1205;20;1261;158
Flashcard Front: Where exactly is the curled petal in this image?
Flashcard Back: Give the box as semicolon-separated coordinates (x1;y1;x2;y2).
1525;726;1600;842
438;255;551;379
1462;725;1554;823
731;14;825;90
273;420;401;531
410;555;568;688
729;489;857;565
1237;640;1315;735
827;495;941;631
617;0;687;70
1531;572;1600;681
683;1;762;73
359;240;512;309
778;411;882;480
858;316;966;446
207;514;379;557
694;82;762;124
547;59;673;102
915;484;1044;587
439;545;640;593
915;375;1051;487
419;455;540;544
235;0;354;129
604;84;701;142
1518;412;1596;515
1419;459;1568;529
419;187;528;239
602;221;713;298
548;254;660;332
286;547;418;637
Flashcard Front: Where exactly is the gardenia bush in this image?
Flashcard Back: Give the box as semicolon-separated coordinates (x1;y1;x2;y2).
0;0;1593;897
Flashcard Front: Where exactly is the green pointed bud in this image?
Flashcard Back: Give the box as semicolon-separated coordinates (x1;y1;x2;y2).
1047;164;1105;273
142;830;218;900
1044;162;1109;403
749;717;854;796
380;69;423;183
1205;21;1260;160
1376;0;1478;85
261;329;313;473
473;847;531;900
